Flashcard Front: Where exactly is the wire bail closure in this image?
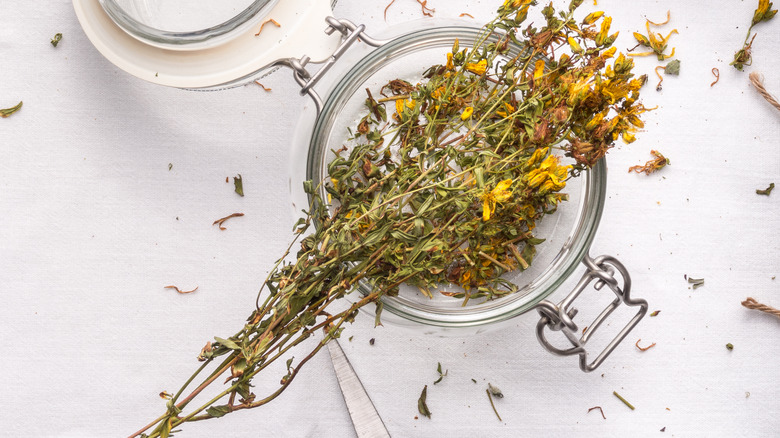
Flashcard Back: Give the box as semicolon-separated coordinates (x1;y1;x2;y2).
535;254;648;372
284;17;389;113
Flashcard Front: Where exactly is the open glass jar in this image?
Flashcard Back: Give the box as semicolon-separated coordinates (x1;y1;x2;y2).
74;0;647;372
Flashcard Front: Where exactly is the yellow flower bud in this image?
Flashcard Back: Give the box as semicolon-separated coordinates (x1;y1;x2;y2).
582;11;604;25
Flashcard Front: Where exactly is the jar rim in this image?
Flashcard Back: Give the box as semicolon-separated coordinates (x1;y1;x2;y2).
306;26;606;329
97;0;279;48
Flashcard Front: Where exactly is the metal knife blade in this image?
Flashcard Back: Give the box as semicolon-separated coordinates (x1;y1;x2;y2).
327;338;391;438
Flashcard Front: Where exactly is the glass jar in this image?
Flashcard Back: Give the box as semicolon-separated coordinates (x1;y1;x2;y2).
74;0;648;372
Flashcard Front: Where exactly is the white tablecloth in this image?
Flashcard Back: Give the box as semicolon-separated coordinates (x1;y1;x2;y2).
2;1;779;436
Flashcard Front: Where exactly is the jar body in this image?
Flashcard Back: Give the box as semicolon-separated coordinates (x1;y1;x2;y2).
295;25;608;336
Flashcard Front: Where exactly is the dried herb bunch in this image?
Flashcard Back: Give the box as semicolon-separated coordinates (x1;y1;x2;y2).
133;1;647;436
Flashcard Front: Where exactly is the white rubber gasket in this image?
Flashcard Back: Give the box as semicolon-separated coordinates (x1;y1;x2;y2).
73;0;342;89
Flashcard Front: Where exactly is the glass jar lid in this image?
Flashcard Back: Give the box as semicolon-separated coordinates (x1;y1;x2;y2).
97;0;280;48
73;0;342;88
306;26;607;330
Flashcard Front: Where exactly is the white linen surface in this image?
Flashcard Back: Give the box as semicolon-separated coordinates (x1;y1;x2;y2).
1;1;778;436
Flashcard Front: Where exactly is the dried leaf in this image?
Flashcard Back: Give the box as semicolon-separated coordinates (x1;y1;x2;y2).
418;385;431;418
1;101;22;118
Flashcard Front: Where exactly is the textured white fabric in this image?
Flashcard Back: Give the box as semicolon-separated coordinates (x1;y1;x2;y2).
1;1;779;436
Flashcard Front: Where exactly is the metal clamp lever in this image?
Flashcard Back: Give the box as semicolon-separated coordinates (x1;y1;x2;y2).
535;254;648;372
287;17;390;114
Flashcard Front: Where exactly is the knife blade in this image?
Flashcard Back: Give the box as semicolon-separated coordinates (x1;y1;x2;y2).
327;338;391;438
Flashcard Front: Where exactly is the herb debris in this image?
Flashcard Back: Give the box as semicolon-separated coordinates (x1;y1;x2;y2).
588;406;606;419
635;339;656;351
233;174;244;197
418;385;431;419
165;285;199;294
213;213;244;231
613;391;635;410
1;101;23;118
756;182;775;195
486;389;502;421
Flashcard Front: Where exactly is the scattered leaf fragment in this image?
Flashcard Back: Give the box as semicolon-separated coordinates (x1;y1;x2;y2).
646;10;671;26
486;389;503;421
254;81;272;92
369;338;375;345
168;163;173;171
460;13;475;18
471;378;477;384
51;33;63;47
433;362;448;384
665;59;681;75
233;174;244;196
418;385;431;419
650;310;661;317
756;182;774;195
416;0;435;17
212;213;244;230
613;390;635;410
661;427;666;432
383;0;396;21
1;101;23;118
726;343;734;351
165;285;199;294
588;406;606;419
711;68;720;87
687;277;704;289
487;383;503;398
255;18;280;36
635;339;657;351
628;150;670;175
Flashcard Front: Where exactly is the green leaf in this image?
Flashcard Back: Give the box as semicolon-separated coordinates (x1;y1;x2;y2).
418;385;431;418
51;33;62;47
233;174;244;197
206;405;231;418
1;101;22;118
664;59;681;75
374;301;384;327
757;182;775;196
214;336;241;351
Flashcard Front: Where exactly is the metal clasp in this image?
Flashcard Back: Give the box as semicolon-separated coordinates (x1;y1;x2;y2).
535;254;648;372
285;17;389;114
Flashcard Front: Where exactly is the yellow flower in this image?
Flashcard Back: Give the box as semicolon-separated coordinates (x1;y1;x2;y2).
527;147;549;167
595;16;614;45
395;98;415;116
495;102;515;118
481;179;513;221
629;18;678;61
526;155;570;193
533;59;546;81
582;11;604;25
465;59;487;75
567;78;590;105
753;0;778;25
461;106;474;120
446;52;454;70
567;37;583;54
